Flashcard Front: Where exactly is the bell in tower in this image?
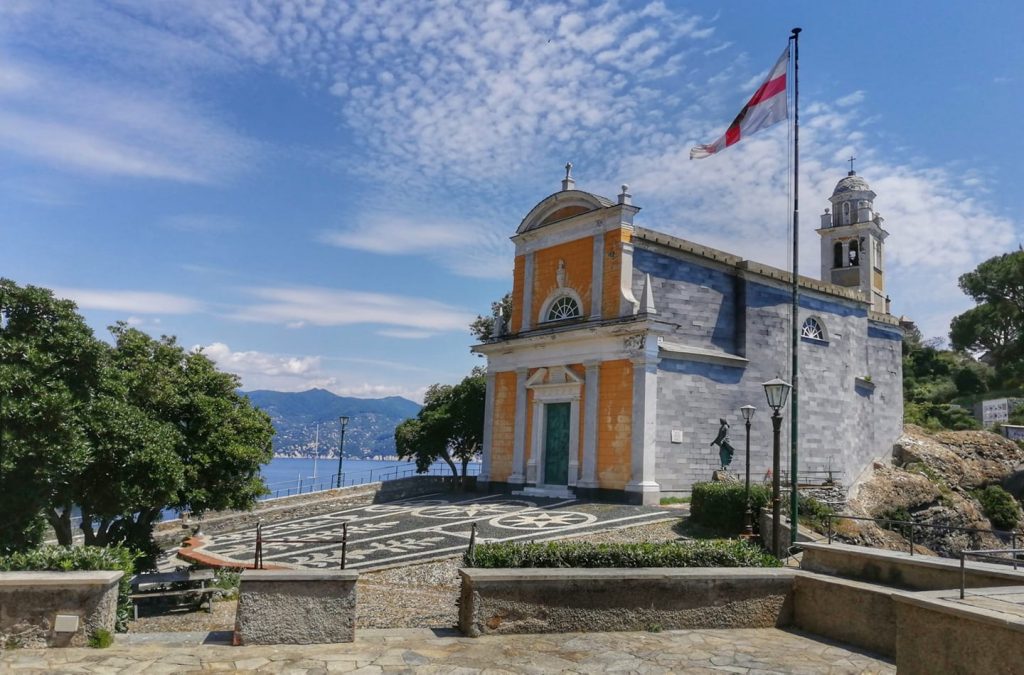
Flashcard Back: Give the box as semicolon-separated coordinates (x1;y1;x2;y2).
816;162;890;313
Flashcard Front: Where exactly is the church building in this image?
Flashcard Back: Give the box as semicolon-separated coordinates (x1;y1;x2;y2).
472;167;904;504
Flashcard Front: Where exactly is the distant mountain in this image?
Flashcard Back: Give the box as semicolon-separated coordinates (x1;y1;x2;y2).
243;388;421;459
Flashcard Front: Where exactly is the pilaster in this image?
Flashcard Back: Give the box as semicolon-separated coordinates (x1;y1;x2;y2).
478;370;496;483
578;360;600;489
626;341;660;504
590;234;604;320
521;253;535;332
510;367;528;485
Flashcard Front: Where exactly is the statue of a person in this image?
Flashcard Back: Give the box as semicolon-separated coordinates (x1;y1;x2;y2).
710;418;735;470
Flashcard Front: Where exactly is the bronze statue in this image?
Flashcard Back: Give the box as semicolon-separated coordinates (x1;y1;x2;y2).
710;418;735;470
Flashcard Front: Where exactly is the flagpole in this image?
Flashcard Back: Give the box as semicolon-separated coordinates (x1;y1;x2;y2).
789;26;802;549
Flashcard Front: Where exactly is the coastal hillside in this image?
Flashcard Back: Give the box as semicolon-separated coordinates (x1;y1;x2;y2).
244;388;421;459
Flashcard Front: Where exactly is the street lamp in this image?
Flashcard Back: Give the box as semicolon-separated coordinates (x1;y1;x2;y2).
336;416;349;488
762;378;792;558
740;404;756;535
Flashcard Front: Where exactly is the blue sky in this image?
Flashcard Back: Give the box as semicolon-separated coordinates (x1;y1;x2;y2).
2;1;1022;402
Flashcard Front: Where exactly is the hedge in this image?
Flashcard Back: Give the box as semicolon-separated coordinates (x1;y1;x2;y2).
464;539;779;569
0;546;138;632
690;481;771;533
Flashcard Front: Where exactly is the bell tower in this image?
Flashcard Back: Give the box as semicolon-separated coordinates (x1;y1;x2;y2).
816;165;890;313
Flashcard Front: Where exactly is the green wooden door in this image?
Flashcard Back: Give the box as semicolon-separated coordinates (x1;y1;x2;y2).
544;402;570;486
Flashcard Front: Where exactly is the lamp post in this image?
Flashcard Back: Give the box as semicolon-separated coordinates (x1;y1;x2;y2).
740;405;756;535
336;416;349;488
762;378;792;558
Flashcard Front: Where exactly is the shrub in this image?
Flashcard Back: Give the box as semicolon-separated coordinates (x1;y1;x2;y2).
212;567;242;600
690;482;771;533
787;495;835;533
464;539;779;569
974;485;1021;531
88;629;113;648
877;507;914;539
0;546;138;632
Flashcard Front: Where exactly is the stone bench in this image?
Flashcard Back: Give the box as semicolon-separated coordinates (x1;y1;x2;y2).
0;571;123;648
234;569;358;645
458;567;796;637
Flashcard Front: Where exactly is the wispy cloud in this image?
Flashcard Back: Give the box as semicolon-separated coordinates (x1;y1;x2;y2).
162;214;241;233
232;285;474;332
54;287;203;315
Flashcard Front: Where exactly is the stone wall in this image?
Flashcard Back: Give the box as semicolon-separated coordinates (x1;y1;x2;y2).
792;573;898;657
458;568;795;637
235;570;357;645
0;571;122;648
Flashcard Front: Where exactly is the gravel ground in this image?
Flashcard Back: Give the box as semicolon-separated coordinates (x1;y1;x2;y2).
129;512;685;633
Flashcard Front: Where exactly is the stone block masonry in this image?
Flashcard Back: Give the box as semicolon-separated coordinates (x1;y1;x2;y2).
0;571;122;648
235;569;357;645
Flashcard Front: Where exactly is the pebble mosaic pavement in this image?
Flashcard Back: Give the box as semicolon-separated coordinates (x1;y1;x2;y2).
196;493;675;570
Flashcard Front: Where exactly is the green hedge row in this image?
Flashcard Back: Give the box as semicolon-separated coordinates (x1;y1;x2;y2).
0;546;138;632
690;481;771;533
464;539;779;569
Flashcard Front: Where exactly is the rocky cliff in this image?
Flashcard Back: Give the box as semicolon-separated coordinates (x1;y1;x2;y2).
836;425;1024;556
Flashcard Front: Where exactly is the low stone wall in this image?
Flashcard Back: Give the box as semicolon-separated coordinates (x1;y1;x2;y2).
800;542;1024;590
893;588;1024;675
458;568;795;637
792;572;900;657
156;475;472;549
234;569;358;645
0;571;122;648
758;511;819;555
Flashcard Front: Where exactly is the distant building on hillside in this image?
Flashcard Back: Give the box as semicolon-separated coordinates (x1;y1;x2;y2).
472;167;904;504
975;398;1024;427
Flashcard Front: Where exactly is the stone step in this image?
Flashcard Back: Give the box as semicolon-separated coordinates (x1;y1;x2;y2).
513;486;576;500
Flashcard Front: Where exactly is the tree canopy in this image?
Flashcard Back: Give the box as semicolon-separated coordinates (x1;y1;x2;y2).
395;368;485;479
0;279;274;560
470;293;513;342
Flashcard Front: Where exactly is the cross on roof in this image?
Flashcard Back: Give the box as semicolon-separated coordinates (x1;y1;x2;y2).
848;155;857;174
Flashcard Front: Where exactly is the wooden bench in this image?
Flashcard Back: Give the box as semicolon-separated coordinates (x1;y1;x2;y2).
130;569;218;620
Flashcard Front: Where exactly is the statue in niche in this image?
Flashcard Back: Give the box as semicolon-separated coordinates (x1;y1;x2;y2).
710;418;736;470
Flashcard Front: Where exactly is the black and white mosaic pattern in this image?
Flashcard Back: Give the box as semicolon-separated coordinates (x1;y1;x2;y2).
197;493;672;570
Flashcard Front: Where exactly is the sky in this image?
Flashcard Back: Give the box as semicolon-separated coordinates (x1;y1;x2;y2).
2;1;1022;403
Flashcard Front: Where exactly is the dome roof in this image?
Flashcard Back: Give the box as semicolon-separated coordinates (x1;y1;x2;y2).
832;172;872;197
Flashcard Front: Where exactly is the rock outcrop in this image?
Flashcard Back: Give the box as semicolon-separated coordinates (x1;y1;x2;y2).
837;425;1024;557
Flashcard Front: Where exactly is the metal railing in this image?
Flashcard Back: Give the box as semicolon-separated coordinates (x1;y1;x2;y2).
824;513;1021;557
253;520;349;569
261;464;482;500
959;547;1024;598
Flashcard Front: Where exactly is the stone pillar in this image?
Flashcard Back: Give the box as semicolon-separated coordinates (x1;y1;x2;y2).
626;347;660;504
567;395;581;486
578;360;600;490
478;370;496;484
527;398;543;484
509;367;528;486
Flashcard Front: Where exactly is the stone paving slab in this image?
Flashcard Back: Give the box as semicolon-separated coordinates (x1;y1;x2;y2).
1;627;896;673
194;493;674;570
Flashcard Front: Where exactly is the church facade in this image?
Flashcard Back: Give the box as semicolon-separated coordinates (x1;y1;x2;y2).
472;169;904;504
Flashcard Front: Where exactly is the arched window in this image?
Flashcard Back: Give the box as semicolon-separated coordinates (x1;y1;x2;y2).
848;238;859;267
833;242;844;269
546;295;581;322
841;201;851;225
801;317;826;341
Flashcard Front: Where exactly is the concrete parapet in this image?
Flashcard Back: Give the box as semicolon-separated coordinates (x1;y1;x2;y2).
458;567;795;637
800;541;1024;590
793;572;901;657
0;571;122;648
893;587;1024;675
235;569;358;645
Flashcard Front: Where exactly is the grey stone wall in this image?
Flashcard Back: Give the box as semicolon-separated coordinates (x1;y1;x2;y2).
0;571;122;648
459;568;795;637
635;243;903;496
235;570;358;645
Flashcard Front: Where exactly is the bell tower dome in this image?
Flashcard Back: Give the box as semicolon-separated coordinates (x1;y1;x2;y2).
816;168;890;313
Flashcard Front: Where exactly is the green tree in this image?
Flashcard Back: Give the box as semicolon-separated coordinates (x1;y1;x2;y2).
950;250;1024;384
470;293;513;342
0;279;102;554
395;369;486;479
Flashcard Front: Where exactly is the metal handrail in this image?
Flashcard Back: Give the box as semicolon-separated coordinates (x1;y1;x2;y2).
825;513;1021;557
959;547;1024;598
262;464;482;500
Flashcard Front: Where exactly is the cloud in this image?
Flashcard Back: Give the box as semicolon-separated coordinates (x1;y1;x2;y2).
376;329;436;339
836;90;866;107
198;342;428;402
162;214;241;233
231;285;474;332
0;60;257;183
53;287;203;315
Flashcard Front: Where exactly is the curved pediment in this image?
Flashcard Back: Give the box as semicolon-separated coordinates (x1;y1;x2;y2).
516;189;614;234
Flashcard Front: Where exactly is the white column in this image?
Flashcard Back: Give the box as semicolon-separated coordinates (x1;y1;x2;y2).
528;400;543;484
590;234;603;320
567;396;580;486
521;253;535;332
626;349;660;504
579;360;600;489
510;367;528;485
478;370;496;483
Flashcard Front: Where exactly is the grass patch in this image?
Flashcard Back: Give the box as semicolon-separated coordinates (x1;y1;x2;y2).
660;496;690;505
88;629;113;649
464;539;779;569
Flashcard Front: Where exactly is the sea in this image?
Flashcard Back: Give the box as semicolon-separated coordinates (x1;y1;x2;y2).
259;457;481;500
